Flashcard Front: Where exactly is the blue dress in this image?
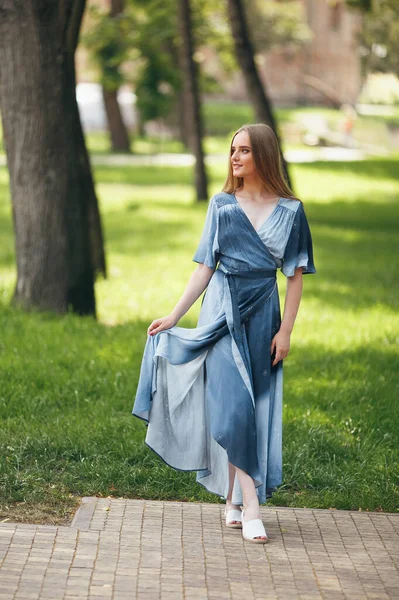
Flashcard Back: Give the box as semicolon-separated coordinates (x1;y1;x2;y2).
132;192;316;505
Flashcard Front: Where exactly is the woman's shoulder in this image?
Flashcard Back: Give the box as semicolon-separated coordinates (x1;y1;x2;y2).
279;197;302;213
209;191;235;209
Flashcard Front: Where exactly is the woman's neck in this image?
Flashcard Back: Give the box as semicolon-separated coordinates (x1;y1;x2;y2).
237;176;276;202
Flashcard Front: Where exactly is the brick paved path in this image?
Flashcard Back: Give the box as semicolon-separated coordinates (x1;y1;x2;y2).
0;498;398;600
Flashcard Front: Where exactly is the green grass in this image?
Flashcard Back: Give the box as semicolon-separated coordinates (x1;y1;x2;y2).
85;132;187;156
0;154;398;524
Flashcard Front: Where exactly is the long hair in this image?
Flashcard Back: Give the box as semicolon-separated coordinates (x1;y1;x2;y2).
222;123;297;200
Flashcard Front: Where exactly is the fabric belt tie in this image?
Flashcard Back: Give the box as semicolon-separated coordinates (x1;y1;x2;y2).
216;263;277;345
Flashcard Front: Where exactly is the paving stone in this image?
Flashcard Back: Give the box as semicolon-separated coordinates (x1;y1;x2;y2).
1;500;399;599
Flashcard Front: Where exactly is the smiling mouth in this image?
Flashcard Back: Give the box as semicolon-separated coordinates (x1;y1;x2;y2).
232;164;242;168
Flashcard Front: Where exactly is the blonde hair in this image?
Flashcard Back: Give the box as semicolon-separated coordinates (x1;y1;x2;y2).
222;123;297;200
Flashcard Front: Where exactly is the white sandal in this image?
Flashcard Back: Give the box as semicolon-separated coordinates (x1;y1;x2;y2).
241;508;268;543
224;506;242;529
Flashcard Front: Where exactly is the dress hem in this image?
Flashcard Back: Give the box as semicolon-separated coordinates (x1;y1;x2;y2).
131;412;280;504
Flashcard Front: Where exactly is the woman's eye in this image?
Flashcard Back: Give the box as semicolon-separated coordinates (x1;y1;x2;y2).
231;148;249;154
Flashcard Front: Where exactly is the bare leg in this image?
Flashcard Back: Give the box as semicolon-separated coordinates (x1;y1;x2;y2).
225;462;241;524
235;466;266;540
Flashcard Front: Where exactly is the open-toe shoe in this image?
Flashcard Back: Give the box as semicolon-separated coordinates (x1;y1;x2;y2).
241;508;268;543
224;507;242;529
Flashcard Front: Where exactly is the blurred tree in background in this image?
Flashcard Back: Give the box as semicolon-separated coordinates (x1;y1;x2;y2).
178;0;208;201
83;0;133;151
348;0;399;78
247;0;311;53
227;0;292;186
133;0;181;137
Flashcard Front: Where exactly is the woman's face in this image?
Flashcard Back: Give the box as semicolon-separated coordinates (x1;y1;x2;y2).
231;130;256;179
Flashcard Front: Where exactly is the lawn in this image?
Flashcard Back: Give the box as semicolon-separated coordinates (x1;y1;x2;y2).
0;153;398;525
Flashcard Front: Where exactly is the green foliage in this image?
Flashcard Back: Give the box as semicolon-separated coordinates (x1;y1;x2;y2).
132;1;181;122
83;1;180;121
348;0;399;77
346;0;372;11
246;0;312;53
0;147;398;519
131;0;240;121
82;6;138;91
191;0;237;81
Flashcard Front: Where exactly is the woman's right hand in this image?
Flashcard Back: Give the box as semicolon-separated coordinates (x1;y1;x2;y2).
148;315;177;336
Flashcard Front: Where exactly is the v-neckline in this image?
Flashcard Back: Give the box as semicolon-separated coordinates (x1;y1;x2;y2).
232;193;281;235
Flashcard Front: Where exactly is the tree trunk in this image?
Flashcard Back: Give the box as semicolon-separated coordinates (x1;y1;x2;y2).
102;88;131;152
227;0;292;188
178;0;208;202
175;87;190;149
103;0;131;153
164;38;189;149
0;0;106;315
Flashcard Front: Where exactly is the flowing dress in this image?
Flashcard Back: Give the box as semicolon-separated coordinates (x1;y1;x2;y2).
132;192;316;505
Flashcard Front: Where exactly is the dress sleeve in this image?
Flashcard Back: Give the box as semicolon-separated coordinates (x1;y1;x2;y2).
192;196;220;269
281;203;316;277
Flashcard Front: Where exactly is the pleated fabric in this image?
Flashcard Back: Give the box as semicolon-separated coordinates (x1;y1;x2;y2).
132;192;316;504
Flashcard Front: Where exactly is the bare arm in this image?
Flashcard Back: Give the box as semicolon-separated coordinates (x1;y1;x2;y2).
270;267;303;366
148;263;214;336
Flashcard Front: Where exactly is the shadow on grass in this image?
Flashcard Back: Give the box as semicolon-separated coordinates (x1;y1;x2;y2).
306;192;399;233
93;164;193;186
284;341;399;439
303;195;399;311
298;158;399;181
275;340;399;511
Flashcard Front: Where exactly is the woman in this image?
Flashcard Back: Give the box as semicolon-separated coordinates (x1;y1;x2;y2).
132;123;316;543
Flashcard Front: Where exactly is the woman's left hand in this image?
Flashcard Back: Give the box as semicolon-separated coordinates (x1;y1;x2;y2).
270;329;291;366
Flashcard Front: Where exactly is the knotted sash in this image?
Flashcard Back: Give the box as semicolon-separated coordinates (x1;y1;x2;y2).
216;261;277;406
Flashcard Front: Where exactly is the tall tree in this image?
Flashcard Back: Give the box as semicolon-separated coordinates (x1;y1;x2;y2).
83;0;131;152
102;0;131;152
178;0;208;201
227;0;292;187
0;0;106;315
